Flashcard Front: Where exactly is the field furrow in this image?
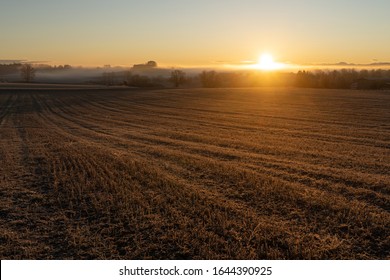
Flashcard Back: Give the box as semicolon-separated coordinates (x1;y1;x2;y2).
0;87;389;259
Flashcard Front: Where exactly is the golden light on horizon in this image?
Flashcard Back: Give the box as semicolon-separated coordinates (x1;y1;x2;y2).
256;53;285;70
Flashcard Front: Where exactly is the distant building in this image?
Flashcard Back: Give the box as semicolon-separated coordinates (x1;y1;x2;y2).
133;61;157;69
351;78;390;90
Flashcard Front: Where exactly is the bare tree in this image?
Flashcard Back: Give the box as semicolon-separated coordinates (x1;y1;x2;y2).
20;64;36;83
170;70;186;87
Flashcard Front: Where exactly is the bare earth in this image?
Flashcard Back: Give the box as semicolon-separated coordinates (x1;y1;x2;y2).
0;87;389;259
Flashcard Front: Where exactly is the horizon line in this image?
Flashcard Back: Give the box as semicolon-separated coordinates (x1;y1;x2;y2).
2;59;390;72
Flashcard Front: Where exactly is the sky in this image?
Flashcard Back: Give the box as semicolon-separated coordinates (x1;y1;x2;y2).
1;0;390;67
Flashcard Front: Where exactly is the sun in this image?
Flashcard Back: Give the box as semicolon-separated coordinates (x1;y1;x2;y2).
256;53;284;70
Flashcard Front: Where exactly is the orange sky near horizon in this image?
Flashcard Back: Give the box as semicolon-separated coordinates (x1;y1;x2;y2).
1;0;390;68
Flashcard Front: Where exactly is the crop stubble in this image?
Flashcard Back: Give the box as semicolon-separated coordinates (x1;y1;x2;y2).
0;87;389;259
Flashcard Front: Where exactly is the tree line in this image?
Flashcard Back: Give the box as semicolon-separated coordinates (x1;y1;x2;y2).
2;63;390;89
295;69;390;89
156;69;390;89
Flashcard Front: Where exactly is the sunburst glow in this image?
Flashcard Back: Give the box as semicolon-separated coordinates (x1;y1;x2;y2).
256;53;285;70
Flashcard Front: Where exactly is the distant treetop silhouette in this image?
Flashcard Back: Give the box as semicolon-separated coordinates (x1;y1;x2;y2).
133;61;157;69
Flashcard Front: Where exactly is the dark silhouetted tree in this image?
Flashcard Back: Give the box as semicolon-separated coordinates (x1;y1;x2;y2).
20;64;35;83
146;61;157;67
200;70;220;87
170;70;186;87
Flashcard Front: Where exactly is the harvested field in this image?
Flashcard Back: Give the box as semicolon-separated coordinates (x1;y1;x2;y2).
0;87;389;259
